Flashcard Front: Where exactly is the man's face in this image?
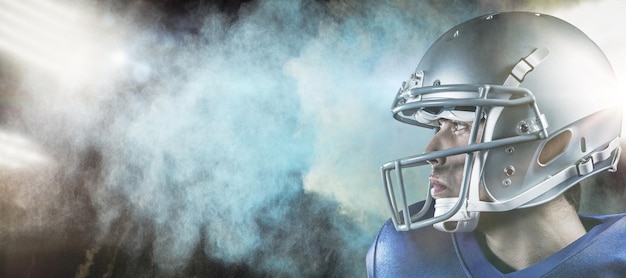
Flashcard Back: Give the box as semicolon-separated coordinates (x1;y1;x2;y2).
424;119;473;199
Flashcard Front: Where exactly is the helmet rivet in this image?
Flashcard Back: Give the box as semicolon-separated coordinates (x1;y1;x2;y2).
502;178;512;187
505;146;515;154
504;166;515;176
519;123;529;133
433;80;441;86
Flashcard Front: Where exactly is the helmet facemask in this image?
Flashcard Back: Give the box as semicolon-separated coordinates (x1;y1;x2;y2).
382;78;550;232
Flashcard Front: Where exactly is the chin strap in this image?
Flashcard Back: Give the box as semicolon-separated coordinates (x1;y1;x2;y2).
433;198;480;232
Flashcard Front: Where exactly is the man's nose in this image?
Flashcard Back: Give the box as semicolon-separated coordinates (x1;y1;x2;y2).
424;130;445;166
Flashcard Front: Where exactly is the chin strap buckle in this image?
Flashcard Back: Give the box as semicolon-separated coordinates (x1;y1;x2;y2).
576;137;622;176
576;156;594;176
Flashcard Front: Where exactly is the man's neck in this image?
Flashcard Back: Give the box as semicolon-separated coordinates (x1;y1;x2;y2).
476;195;586;271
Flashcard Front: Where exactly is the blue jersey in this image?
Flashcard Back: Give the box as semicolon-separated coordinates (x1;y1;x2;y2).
367;201;626;277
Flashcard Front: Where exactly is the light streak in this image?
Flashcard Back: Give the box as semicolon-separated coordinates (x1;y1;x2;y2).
0;0;123;85
0;130;51;170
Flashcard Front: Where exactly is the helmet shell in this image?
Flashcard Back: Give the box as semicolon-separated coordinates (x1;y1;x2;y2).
413;12;620;205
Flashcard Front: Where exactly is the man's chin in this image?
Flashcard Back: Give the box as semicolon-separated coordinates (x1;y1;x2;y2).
430;189;459;200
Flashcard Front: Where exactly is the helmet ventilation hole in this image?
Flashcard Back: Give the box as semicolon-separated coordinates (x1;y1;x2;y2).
581;137;587;152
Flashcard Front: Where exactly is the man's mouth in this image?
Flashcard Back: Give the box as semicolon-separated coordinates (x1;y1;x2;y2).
429;177;447;198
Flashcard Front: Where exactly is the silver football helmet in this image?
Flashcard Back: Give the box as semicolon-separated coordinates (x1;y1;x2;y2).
382;12;622;232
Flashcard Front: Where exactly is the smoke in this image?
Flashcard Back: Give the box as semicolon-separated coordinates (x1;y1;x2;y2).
1;0;624;277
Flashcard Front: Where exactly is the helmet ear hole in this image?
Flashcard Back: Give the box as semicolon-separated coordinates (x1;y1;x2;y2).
443;221;458;232
538;130;572;165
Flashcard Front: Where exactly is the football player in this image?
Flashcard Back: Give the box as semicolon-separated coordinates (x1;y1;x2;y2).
368;12;626;277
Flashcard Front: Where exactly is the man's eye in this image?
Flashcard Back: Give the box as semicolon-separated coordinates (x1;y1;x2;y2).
452;122;469;131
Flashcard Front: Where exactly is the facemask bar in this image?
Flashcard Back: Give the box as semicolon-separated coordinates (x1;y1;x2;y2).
381;84;549;232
